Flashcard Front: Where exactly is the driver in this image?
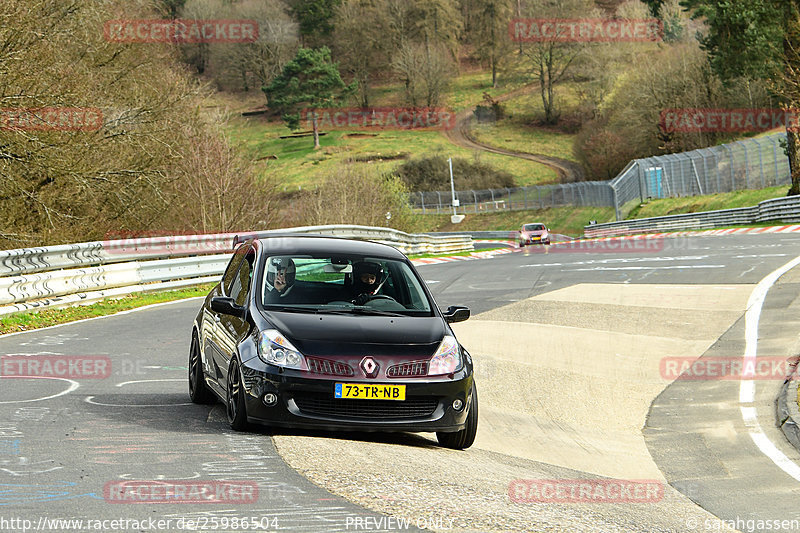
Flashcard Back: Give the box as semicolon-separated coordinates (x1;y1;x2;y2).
351;261;383;304
264;257;296;301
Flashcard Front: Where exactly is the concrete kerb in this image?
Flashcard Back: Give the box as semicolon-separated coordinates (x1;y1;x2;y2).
776;377;800;452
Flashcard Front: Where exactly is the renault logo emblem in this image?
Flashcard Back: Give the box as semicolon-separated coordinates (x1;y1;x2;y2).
360;357;379;378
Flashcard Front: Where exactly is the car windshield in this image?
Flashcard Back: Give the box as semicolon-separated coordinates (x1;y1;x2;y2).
260;254;433;316
524;224;546;231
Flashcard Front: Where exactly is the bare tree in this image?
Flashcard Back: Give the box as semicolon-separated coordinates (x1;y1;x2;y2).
392;42;456;106
208;0;299;92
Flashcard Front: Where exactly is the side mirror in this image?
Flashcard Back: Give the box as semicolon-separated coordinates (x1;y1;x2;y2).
210;296;245;318
443;305;470;324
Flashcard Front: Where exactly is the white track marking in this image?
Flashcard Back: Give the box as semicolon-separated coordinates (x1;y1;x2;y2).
83;396;192;408
0;297;205;339
739;254;800;482
116;379;185;387
0;376;79;403
566;265;725;271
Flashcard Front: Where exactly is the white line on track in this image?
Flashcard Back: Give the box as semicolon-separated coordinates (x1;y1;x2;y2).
564;265;725;271
0;376;79;403
0;297;205;339
739;254;800;482
116;378;185;387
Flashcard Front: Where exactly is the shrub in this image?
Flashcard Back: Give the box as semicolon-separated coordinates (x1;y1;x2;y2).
395;156;515;192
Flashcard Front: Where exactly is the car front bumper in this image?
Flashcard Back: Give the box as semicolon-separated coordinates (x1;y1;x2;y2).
239;358;475;433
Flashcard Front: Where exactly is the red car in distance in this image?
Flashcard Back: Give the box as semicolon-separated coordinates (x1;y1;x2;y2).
518;223;551;247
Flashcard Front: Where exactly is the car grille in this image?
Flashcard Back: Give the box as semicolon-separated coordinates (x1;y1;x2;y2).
294;393;438;420
386;361;428;378
307;357;355;377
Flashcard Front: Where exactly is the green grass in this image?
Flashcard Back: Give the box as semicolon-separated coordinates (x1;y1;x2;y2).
407;206;616;237
627;186;788;219
408;247;505;259
471;119;578;163
227;117;560;190
0;284;214;335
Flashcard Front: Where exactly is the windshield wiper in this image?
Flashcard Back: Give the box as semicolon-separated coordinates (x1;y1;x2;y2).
316;307;405;317
262;305;317;313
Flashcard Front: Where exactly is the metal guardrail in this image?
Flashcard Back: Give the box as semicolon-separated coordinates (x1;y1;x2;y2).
583;195;800;238
0;226;473;317
0;225;471;277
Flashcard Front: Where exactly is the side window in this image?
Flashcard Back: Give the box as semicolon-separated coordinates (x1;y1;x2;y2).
221;244;249;296
231;252;254;307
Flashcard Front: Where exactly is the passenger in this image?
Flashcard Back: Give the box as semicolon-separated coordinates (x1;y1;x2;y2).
351;261;383;305
264;257;296;302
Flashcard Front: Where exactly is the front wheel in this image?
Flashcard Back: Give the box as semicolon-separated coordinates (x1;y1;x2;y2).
226;360;249;431
189;333;215;404
437;384;478;450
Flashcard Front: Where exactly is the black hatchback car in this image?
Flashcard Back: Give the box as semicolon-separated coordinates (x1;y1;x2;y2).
189;235;477;449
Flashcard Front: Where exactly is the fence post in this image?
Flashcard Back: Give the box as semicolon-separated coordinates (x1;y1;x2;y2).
750;138;765;188
769;136;780;185
472;190;478;213
743;141;751;189
722;144;734;191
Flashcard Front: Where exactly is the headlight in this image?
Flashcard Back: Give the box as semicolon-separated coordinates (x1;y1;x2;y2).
429;335;462;375
258;330;306;370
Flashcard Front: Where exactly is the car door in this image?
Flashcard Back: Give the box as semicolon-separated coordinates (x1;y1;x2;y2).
215;246;255;391
202;244;248;390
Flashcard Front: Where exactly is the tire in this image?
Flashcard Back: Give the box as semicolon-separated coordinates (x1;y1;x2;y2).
226;359;249;431
189;333;215;404
437;384;478;450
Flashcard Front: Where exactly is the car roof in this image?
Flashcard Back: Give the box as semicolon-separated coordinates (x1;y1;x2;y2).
250;235;408;259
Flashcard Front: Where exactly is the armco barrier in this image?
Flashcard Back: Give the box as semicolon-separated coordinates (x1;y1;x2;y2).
0;226;472;317
583;195;800;238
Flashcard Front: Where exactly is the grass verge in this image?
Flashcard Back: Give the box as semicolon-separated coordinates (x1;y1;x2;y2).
0;284;215;335
407;206;616;237
627;186;788;219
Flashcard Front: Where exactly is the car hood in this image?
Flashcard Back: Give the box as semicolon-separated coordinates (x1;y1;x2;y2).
261;311;446;357
523;229;547;236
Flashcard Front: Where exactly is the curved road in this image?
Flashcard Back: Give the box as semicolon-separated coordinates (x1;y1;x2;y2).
442;85;585;182
1;233;800;531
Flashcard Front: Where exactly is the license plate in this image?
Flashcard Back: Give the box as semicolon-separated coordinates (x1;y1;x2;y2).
334;383;406;401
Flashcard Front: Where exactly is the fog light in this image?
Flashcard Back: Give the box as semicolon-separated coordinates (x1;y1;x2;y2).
263;392;278;406
452;399;464;411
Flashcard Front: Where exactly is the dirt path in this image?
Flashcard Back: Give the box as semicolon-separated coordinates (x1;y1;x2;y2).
442;84;586;182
